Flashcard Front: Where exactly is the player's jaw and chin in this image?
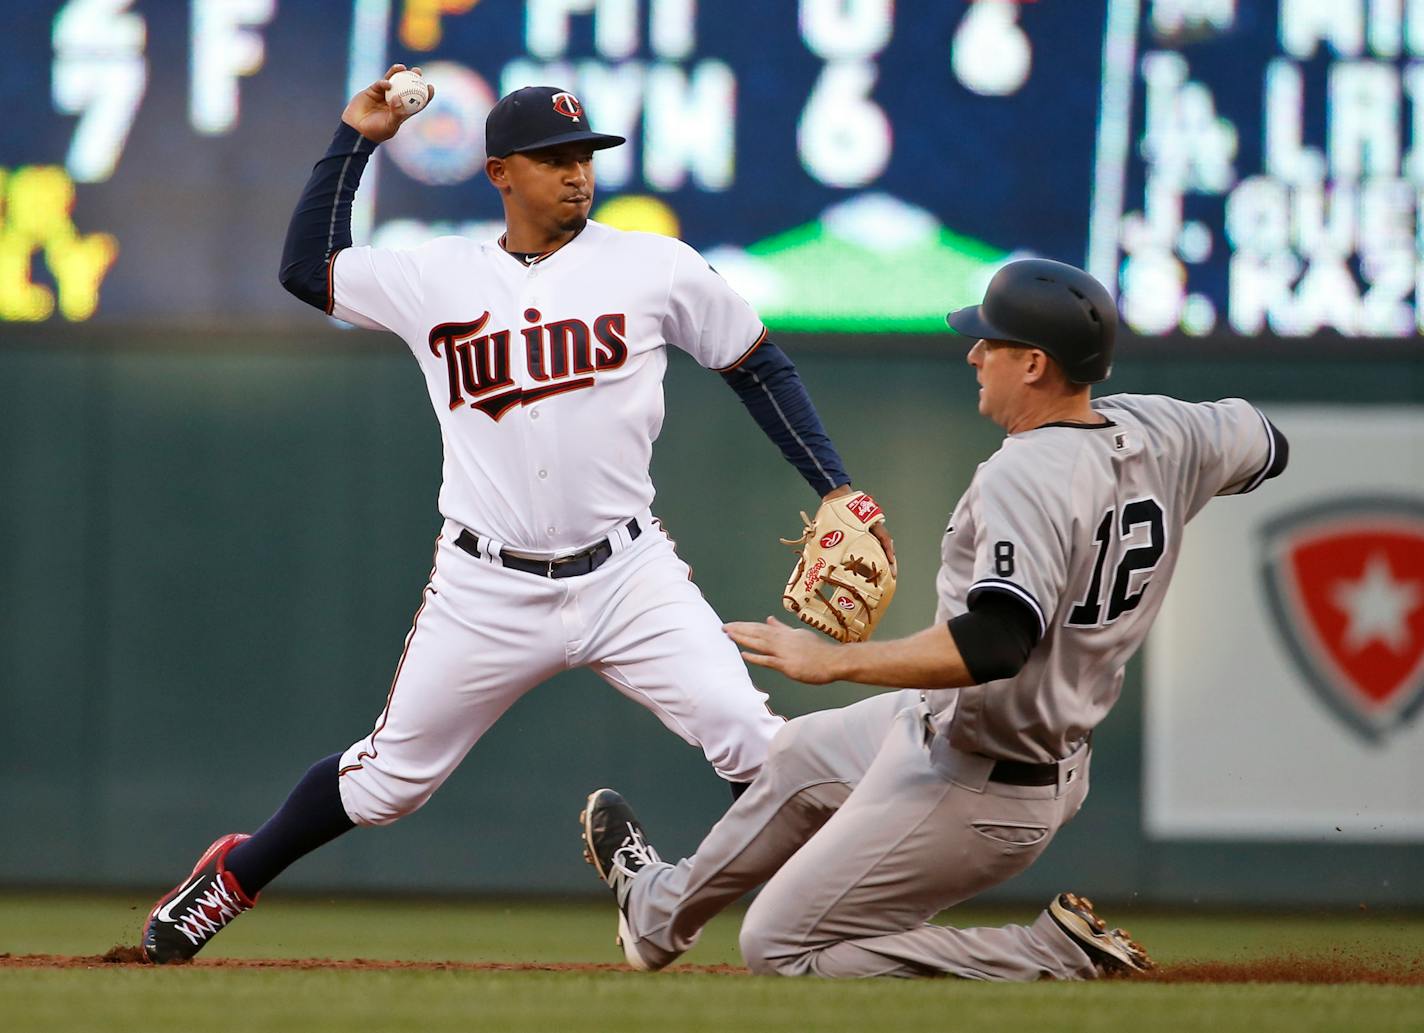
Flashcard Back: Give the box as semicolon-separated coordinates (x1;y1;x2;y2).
555;206;590;235
492;144;597;244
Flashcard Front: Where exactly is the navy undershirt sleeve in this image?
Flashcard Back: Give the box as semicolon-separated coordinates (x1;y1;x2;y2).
719;340;851;496
279;122;378;312
946;590;1042;684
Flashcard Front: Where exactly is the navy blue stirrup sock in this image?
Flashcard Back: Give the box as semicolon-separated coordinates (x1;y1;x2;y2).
224;753;356;894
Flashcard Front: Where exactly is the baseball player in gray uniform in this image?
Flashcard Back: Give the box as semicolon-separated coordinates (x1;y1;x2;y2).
581;258;1290;979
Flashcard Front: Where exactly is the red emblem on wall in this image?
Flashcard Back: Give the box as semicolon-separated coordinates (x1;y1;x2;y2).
1260;496;1424;742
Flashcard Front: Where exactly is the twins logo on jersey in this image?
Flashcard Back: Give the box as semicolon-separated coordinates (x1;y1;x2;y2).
428;309;628;419
1260;495;1424;742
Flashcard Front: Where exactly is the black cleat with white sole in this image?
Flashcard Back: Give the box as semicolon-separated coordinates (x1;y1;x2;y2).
580;788;664;971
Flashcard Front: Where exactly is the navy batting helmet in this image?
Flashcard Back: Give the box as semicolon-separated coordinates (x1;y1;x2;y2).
946;259;1116;384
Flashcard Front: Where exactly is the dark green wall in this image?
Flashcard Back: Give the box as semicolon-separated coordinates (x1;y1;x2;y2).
2;332;1420;902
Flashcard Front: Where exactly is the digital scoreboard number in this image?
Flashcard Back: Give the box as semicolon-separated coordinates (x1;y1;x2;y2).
1;0;1420;347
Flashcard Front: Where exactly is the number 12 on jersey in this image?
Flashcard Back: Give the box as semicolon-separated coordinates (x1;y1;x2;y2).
1067;497;1166;627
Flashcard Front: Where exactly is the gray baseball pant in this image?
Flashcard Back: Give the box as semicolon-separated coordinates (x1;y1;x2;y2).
622;690;1099;979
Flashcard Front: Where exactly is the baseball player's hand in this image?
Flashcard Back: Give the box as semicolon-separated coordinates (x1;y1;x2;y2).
725;617;842;684
822;484;897;576
342;64;434;144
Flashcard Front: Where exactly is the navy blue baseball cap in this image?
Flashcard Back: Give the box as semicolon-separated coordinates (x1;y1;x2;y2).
485;86;626;158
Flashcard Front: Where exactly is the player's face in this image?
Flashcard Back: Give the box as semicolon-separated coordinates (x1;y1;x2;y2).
501;143;597;235
967;338;1034;427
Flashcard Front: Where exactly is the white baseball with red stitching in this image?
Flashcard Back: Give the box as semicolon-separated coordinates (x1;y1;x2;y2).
386;70;430;114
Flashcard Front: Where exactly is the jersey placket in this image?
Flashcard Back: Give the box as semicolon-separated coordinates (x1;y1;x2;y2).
521;262;562;551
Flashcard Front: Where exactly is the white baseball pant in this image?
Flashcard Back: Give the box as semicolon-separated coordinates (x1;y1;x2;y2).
337;517;783;825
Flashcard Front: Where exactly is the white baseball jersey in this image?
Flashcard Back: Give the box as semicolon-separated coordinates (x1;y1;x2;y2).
927;393;1279;762
330;219;765;555
324;218;784;809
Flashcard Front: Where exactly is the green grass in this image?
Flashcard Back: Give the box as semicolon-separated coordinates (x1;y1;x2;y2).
3;893;1423;1033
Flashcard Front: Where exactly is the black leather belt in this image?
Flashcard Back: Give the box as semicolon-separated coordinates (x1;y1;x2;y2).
988;759;1062;786
988;734;1091;786
454;519;641;578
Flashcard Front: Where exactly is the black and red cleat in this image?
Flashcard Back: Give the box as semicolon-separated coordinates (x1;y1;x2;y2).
141;833;258;964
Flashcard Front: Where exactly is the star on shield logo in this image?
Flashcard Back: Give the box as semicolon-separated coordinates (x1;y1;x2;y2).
1259;495;1424;742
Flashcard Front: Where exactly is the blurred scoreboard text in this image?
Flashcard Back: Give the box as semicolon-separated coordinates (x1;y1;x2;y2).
0;0;1420;346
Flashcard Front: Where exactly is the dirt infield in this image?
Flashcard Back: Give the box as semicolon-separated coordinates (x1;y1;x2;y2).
1137;955;1424;986
0;947;1419;984
0;948;741;975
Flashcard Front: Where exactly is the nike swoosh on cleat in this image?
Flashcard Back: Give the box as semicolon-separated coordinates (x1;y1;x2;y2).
154;876;205;923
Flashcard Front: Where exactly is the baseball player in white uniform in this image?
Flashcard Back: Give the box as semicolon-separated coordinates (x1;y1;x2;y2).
581;259;1290;979
140;68;892;964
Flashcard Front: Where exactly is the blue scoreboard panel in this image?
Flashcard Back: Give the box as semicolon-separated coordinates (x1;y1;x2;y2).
1;0;1418;346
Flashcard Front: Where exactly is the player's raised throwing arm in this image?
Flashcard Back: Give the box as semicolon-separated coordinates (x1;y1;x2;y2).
277;65;431;314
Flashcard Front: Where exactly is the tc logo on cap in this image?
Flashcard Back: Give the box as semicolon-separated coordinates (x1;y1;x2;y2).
551;92;582;121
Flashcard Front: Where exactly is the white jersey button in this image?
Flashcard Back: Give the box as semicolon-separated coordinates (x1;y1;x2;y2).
547;526;557;535
530;410;540;420
538;469;548;479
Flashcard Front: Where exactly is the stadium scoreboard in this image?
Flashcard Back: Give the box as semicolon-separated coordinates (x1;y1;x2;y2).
1;0;1420;346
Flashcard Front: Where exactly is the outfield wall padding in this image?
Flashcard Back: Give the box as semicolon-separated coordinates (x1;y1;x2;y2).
1;334;1420;904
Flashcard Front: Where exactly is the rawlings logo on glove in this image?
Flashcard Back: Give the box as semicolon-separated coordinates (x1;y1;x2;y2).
781;492;896;643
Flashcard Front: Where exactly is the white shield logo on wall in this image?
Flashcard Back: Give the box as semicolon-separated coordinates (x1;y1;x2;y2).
1259;496;1424;743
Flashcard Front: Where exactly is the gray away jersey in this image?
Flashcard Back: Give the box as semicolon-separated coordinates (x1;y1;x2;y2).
926;393;1279;763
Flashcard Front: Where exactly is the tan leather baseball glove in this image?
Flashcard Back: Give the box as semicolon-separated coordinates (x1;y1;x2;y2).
781;492;896;643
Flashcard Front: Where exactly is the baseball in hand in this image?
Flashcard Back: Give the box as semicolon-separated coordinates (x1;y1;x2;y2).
386;70;430;114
